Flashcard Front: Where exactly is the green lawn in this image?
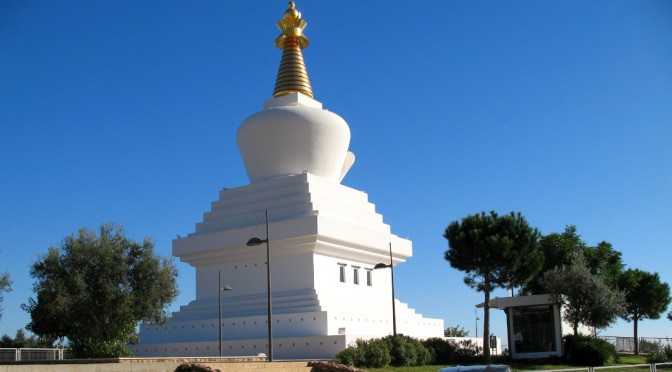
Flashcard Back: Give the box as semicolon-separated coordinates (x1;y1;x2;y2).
367;354;650;372
616;355;647;365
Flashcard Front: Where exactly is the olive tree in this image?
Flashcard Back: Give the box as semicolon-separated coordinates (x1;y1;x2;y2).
22;223;178;358
542;254;625;335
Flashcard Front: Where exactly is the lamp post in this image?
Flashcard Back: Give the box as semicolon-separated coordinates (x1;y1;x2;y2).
246;210;273;362
218;270;232;357
374;242;396;337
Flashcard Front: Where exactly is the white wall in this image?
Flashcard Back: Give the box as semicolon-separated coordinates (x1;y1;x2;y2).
139;173;444;358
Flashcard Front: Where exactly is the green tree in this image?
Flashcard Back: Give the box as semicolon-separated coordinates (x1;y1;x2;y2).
542;254;625;335
13;328;26;346
444;211;542;363
0;272;10;321
444;325;469;337
0;329;54;348
618;269;671;355
583;241;624;289
522;227;625;295
0;334;11;347
521;225;586;295
22;223;179;358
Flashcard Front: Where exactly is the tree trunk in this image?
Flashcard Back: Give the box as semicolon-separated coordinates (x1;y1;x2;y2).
483;279;491;364
634;316;639;355
573;322;578;336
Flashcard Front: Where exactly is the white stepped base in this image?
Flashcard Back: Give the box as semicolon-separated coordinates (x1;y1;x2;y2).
138;173;445;359
137;303;443;359
140;305;442;345
130;334;348;360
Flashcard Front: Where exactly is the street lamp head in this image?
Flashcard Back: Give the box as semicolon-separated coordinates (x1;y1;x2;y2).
221;285;233;291
247;237;268;246
374;263;390;270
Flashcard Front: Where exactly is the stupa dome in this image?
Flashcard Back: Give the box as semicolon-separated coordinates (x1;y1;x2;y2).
238;93;352;183
237;2;354;184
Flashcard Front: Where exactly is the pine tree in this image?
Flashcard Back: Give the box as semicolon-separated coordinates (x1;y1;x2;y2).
618;269;671;354
444;211;542;363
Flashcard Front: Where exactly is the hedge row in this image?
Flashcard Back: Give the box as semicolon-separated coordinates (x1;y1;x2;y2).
336;334;625;368
334;335;482;368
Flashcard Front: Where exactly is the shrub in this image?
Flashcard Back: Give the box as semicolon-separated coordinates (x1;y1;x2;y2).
423;337;456;364
335;335;432;368
454;339;483;364
640;339;661;354
564;334;617;366
413;339;433;366
334;338;390;368
334;344;362;366
645;343;672;363
382;335;431;366
646;350;668;364
71;339;133;358
361;339;391;368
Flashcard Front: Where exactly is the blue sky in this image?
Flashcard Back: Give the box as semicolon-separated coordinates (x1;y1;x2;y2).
1;0;671;344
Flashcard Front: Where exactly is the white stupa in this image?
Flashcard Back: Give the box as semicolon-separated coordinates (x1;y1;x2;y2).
133;2;443;360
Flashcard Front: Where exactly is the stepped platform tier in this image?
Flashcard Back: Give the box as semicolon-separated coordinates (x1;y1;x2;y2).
132;172;443;359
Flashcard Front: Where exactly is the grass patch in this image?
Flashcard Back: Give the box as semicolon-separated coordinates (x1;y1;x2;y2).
367;354;649;372
510;364;581;371
616;355;647;365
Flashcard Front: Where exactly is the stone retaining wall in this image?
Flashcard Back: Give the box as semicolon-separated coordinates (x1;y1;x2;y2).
0;357;314;372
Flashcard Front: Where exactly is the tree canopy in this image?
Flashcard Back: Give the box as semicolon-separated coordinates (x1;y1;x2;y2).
444;325;469;337
444;211;542;363
583;241;624;289
0;329;55;348
521;225;585;295
522;226;624;295
22;223;179;358
0;272;10;322
542;254;625;335
618;269;671;354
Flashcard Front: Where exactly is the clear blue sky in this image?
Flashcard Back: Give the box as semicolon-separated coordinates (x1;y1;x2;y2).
2;1;671;344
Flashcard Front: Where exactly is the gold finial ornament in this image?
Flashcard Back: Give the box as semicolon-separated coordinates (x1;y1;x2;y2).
273;1;313;98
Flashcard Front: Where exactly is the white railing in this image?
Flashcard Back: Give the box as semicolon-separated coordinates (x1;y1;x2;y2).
593;363;652;372
600;336;672;353
654;363;672;371
518;364;672;372
0;348;19;362
0;348;63;361
517;368;589;372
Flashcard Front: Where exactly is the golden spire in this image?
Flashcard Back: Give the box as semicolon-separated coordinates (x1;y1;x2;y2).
273;1;313;98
